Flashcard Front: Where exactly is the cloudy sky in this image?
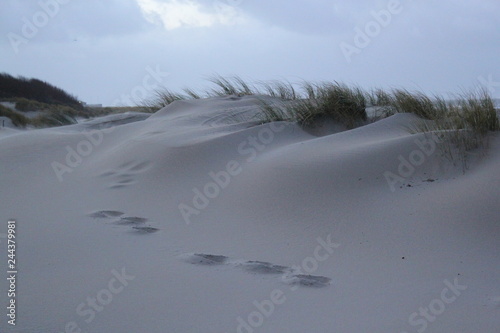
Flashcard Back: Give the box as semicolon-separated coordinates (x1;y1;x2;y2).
1;0;499;105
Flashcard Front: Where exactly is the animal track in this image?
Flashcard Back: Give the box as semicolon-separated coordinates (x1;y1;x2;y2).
87;210;159;234
98;160;152;189
179;253;331;288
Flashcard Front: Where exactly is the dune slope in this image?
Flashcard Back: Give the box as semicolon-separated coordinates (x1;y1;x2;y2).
0;96;498;333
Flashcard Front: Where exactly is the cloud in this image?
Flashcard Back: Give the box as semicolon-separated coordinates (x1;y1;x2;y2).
0;0;149;43
136;0;245;30
237;1;371;35
1;0;499;105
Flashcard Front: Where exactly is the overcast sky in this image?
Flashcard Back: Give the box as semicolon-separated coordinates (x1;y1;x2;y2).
1;0;499;106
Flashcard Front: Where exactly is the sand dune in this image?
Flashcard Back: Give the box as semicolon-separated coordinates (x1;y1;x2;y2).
0;96;498;332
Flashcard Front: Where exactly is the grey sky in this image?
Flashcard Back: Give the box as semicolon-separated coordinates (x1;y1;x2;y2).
1;0;499;105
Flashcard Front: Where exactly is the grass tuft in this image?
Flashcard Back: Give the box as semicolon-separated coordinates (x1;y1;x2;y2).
140;89;187;112
287;82;367;128
255;99;292;123
208;75;256;97
389;89;444;120
406;89;499;171
183;88;202;100
137;76;499;161
0;104;29;127
258;80;298;100
458;89;499;134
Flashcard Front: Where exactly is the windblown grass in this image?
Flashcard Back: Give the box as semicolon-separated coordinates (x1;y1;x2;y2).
183;88;202;100
0;104;29;127
30;108;77;127
256;82;367;129
259;80;298;100
0;98;84;128
139;76;499;165
141;75;498;130
140;75;305;112
406;89;499;171
3;73;498;173
141;89;187;112
458;89;499;134
255;99;292;123
208;75;256;97
306;82;367;128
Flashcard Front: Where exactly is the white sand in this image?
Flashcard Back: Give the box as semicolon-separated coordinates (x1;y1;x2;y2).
0;95;498;332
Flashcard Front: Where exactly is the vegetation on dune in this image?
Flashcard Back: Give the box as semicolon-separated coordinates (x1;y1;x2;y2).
1;72;497;170
0;72;120;128
141;89;186;112
140;75;305;112
293;82;367;128
404;88;499;170
0;104;29;127
140;76;498;134
0;96;141;128
0;72;82;110
139;76;498;170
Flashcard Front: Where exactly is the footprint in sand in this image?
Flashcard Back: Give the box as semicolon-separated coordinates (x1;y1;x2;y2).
130;226;160;234
87;210;159;234
241;261;289;275
180;254;230;265
88;210;124;219
115;216;148;225
282;274;332;288
98;160;152;189
179;253;331;288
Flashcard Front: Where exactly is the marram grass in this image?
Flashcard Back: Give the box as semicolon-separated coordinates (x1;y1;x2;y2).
141;76;498;171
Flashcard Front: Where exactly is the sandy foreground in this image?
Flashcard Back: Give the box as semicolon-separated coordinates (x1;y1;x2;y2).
0;96;498;332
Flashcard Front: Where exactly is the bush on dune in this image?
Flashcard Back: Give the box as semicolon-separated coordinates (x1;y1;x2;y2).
30;108;77;128
0;104;29;127
0;72;82;109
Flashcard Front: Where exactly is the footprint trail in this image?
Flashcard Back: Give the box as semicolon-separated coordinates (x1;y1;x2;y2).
87;210;159;234
179;253;331;288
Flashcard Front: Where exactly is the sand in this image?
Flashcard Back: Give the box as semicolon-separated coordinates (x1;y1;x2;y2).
0;95;498;332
